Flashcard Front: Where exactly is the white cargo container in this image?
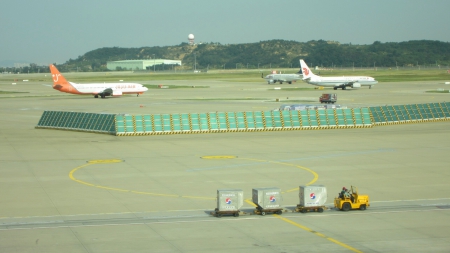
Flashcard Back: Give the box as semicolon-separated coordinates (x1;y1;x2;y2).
252;187;282;209
299;185;327;207
216;189;243;212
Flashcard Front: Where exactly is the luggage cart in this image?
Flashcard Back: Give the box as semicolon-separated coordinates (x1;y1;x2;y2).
254;206;283;216
213;208;240;218
295;205;327;213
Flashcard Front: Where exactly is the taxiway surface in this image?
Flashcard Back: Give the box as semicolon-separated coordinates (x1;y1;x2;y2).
1;75;449;252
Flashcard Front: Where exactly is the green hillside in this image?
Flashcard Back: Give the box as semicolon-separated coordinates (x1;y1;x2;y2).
10;40;450;73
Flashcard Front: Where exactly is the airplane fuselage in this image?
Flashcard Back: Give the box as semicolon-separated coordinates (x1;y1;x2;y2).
306;76;378;87
264;74;302;84
53;82;148;96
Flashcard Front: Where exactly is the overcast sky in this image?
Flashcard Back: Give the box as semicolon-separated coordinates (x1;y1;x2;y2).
1;0;449;66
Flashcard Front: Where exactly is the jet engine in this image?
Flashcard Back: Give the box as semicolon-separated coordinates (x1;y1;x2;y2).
268;79;276;84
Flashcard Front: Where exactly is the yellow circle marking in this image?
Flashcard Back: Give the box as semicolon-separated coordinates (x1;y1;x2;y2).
69;160;214;200
201;155;237;159
71;157;317;199
238;157;319;191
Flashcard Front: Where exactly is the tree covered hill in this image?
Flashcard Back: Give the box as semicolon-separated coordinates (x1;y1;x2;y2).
52;39;450;72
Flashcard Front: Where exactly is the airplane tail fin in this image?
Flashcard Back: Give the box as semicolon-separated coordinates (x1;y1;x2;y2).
299;59;316;79
49;64;70;88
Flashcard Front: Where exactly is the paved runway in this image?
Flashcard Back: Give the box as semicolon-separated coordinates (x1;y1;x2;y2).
1;74;450;252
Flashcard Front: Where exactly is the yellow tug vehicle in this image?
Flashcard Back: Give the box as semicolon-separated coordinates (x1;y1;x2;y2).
334;186;370;211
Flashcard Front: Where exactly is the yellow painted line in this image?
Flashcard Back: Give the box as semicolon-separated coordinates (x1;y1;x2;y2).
96;186;129;192
239;157;319;191
274;215;363;253
69;163;96;186
245;198;256;207
69;157;318;202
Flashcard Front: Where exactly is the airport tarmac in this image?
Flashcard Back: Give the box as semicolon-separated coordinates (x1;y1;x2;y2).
1;75;450;252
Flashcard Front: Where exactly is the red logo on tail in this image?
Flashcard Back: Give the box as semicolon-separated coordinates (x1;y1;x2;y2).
302;68;309;76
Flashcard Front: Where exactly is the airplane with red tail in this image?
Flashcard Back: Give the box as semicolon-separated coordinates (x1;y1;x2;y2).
49;64;148;98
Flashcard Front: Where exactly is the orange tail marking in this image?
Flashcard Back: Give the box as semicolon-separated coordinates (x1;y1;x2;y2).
49;64;70;89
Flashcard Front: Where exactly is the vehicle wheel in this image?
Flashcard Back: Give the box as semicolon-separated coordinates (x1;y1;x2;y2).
261;212;266;216
342;203;351;211
216;213;222;218
360;205;366;211
234;212;240;217
318;208;324;213
276;210;282;215
301;209;307;213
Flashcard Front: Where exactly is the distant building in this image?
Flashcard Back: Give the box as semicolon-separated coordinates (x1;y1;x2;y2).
106;59;182;71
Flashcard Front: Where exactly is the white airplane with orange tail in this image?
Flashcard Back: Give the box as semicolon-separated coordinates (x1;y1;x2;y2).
49;64;148;98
